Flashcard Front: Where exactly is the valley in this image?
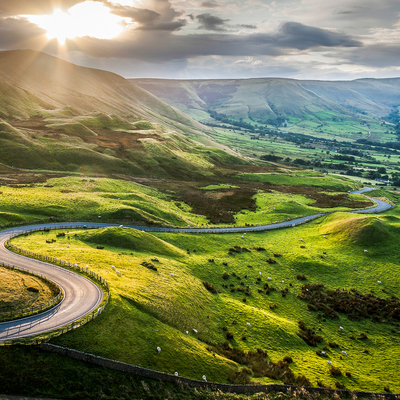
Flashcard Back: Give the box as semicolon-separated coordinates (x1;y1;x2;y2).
0;50;400;399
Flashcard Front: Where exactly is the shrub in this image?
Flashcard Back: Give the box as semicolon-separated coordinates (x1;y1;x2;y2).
283;356;293;363
329;367;342;376
296;274;307;280
266;258;277;264
222;272;230;280
228;368;252;384
297;320;324;346
329;342;339;348
226;332;234;340
56;232;66;237
27;287;39;293
345;372;351;377
203;281;217;293
96;245;104;249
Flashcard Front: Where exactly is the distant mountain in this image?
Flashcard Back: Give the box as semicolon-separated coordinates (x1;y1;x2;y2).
0;50;242;177
131;77;400;122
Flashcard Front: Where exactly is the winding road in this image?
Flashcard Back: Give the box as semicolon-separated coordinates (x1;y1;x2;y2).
0;187;393;341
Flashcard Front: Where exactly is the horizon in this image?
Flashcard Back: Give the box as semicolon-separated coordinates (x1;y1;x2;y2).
0;0;399;81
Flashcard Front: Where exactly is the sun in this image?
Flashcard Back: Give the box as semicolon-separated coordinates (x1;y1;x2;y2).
26;1;126;45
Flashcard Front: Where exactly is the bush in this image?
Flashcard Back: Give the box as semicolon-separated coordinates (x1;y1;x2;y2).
226;332;234;340
296;274;307;280
222;272;230;280
203;281;217;294
329;366;342;376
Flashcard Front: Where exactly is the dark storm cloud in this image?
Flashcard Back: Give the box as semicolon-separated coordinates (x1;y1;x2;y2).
239;24;257;29
274;22;362;49
0;0;81;15
196;13;229;31
109;5;160;25
74;21;362;64
109;0;186;31
138;19;187;31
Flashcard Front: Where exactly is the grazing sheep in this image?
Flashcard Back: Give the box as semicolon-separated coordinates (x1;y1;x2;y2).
267;277;272;280
327;360;333;365
174;372;178;376
300;239;303;241
193;329;198;334
342;350;347;355
241;236;244;239
378;280;382;284
185;331;189;334
116;270;121;276
98;216;101;218
187;225;190;228
157;347;161;353
323;235;326;238
339;326;344;330
111;265;116;270
259;272;262;276
246;322;251;327
364;250;368;253
282;280;284;283
202;375;207;382
170;273;175;277
67;244;70;248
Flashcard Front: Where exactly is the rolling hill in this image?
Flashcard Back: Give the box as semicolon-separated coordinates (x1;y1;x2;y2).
131;77;400;122
0;50;243;178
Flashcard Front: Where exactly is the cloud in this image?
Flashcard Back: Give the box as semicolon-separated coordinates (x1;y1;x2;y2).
200;0;220;8
0;0;81;15
273;22;363;49
196;13;229;31
0;17;46;47
238;24;257;29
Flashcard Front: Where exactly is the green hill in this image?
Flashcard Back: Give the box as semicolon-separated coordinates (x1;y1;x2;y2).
0;50;244;178
131;77;400;121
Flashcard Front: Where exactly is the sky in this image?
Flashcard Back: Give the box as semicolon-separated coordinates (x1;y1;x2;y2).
0;0;399;80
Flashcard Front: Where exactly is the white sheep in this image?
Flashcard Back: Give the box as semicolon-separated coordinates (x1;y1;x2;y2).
111;265;115;270
321;351;326;355
323;235;326;238
282;280;284;283
267;277;272;280
98;216;101;218
259;271;262;276
193;329;198;334
364;250;368;253
339;326;344;330
377;280;382;284
67;244;70;248
170;273;175;277
157;346;161;353
187;225;190;228
300;238;303;241
185;331;189;335
116;270;121;276
246;322;251;327
202;375;207;382
342;350;347;355
174;372;178;376
327;360;332;365
241;236;244;239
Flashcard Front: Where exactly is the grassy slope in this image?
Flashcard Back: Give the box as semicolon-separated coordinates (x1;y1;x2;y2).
10;210;400;393
0;176;370;229
0;267;55;312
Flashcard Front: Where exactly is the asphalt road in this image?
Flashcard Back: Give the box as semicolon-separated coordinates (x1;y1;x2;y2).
0;225;103;341
0;187;392;340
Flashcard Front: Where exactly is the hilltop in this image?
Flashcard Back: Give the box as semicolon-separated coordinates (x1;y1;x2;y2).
131;77;400;122
0;50;243;178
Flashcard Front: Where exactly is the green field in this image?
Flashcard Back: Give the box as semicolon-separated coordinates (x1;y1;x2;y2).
10;203;400;392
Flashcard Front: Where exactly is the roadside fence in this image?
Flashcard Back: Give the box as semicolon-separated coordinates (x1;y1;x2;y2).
1;226;110;345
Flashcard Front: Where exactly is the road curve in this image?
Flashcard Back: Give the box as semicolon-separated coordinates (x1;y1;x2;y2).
0;225;103;341
0;187;392;340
